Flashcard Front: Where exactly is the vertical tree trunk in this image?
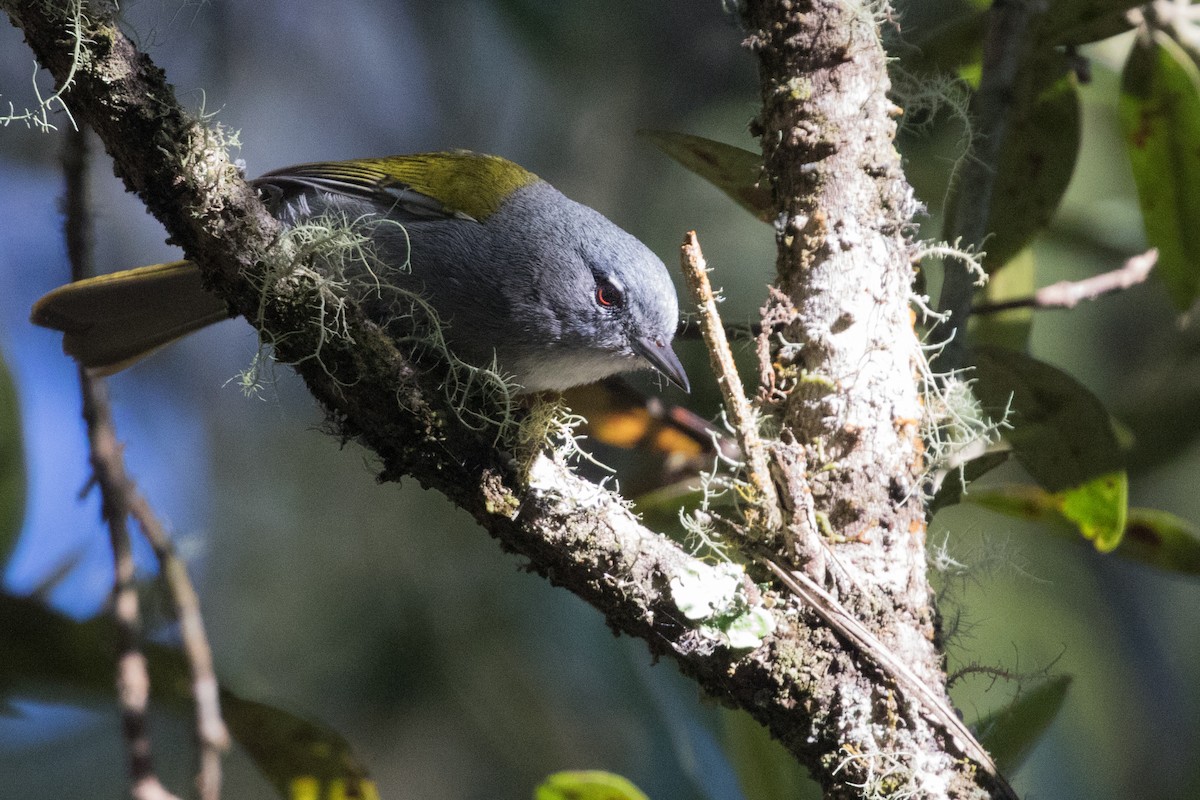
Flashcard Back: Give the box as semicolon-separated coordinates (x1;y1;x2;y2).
741;2;1006;797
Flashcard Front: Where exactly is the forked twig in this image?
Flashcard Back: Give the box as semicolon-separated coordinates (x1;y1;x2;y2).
64;125;224;800
129;493;230;800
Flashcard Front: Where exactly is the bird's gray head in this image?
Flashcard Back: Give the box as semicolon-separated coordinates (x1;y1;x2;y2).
481;181;689;393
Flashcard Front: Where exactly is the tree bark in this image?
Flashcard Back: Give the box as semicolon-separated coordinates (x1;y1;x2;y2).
742;1;1012;797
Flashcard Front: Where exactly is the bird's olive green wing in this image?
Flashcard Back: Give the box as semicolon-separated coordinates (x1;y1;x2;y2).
253;151;540;222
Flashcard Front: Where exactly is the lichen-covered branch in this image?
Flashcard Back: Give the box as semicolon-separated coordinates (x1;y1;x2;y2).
742;0;1016;797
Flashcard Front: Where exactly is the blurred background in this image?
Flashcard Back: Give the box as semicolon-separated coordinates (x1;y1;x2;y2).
0;1;1198;798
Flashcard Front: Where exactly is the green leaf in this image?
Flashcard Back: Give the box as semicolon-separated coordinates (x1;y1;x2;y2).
1113;507;1200;574
1059;471;1127;551
968;483;1062;521
968;473;1128;552
0;351;25;569
977;675;1072;775
0;594;375;799
223;692;376;799
968;477;1125;549
1120;32;1200;310
1037;0;1145;46
972;347;1123;492
640;130;772;223
983;59;1080;271
969;486;1200;570
535;771;649;800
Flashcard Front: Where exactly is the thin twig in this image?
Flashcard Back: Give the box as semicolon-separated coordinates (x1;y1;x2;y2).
973;248;1158;314
64;125;184;800
82;373;182;800
129;492;229;800
679;231;783;532
766;561;1019;800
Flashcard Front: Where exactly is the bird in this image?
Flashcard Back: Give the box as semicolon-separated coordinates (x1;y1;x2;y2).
31;150;690;395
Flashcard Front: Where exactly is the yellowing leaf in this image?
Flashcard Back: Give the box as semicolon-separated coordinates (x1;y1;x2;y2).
1059;470;1127;551
969;477;1132;555
535;770;650;800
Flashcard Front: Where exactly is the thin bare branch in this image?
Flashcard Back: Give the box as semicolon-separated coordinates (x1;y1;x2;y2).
80;366;182;800
129;493;230;800
64;123;200;800
679;231;783;532
973;248;1158;314
64;121;181;800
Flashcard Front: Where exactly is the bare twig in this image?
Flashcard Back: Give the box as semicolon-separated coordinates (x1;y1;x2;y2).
80;373;182;800
129;493;230;800
679;231;783;532
973;248;1158;314
64;126;186;800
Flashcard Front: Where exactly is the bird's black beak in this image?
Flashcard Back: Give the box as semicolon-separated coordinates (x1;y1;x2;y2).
634;336;690;393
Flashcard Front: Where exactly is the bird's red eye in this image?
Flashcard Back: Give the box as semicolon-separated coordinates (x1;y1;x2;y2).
596;280;623;308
